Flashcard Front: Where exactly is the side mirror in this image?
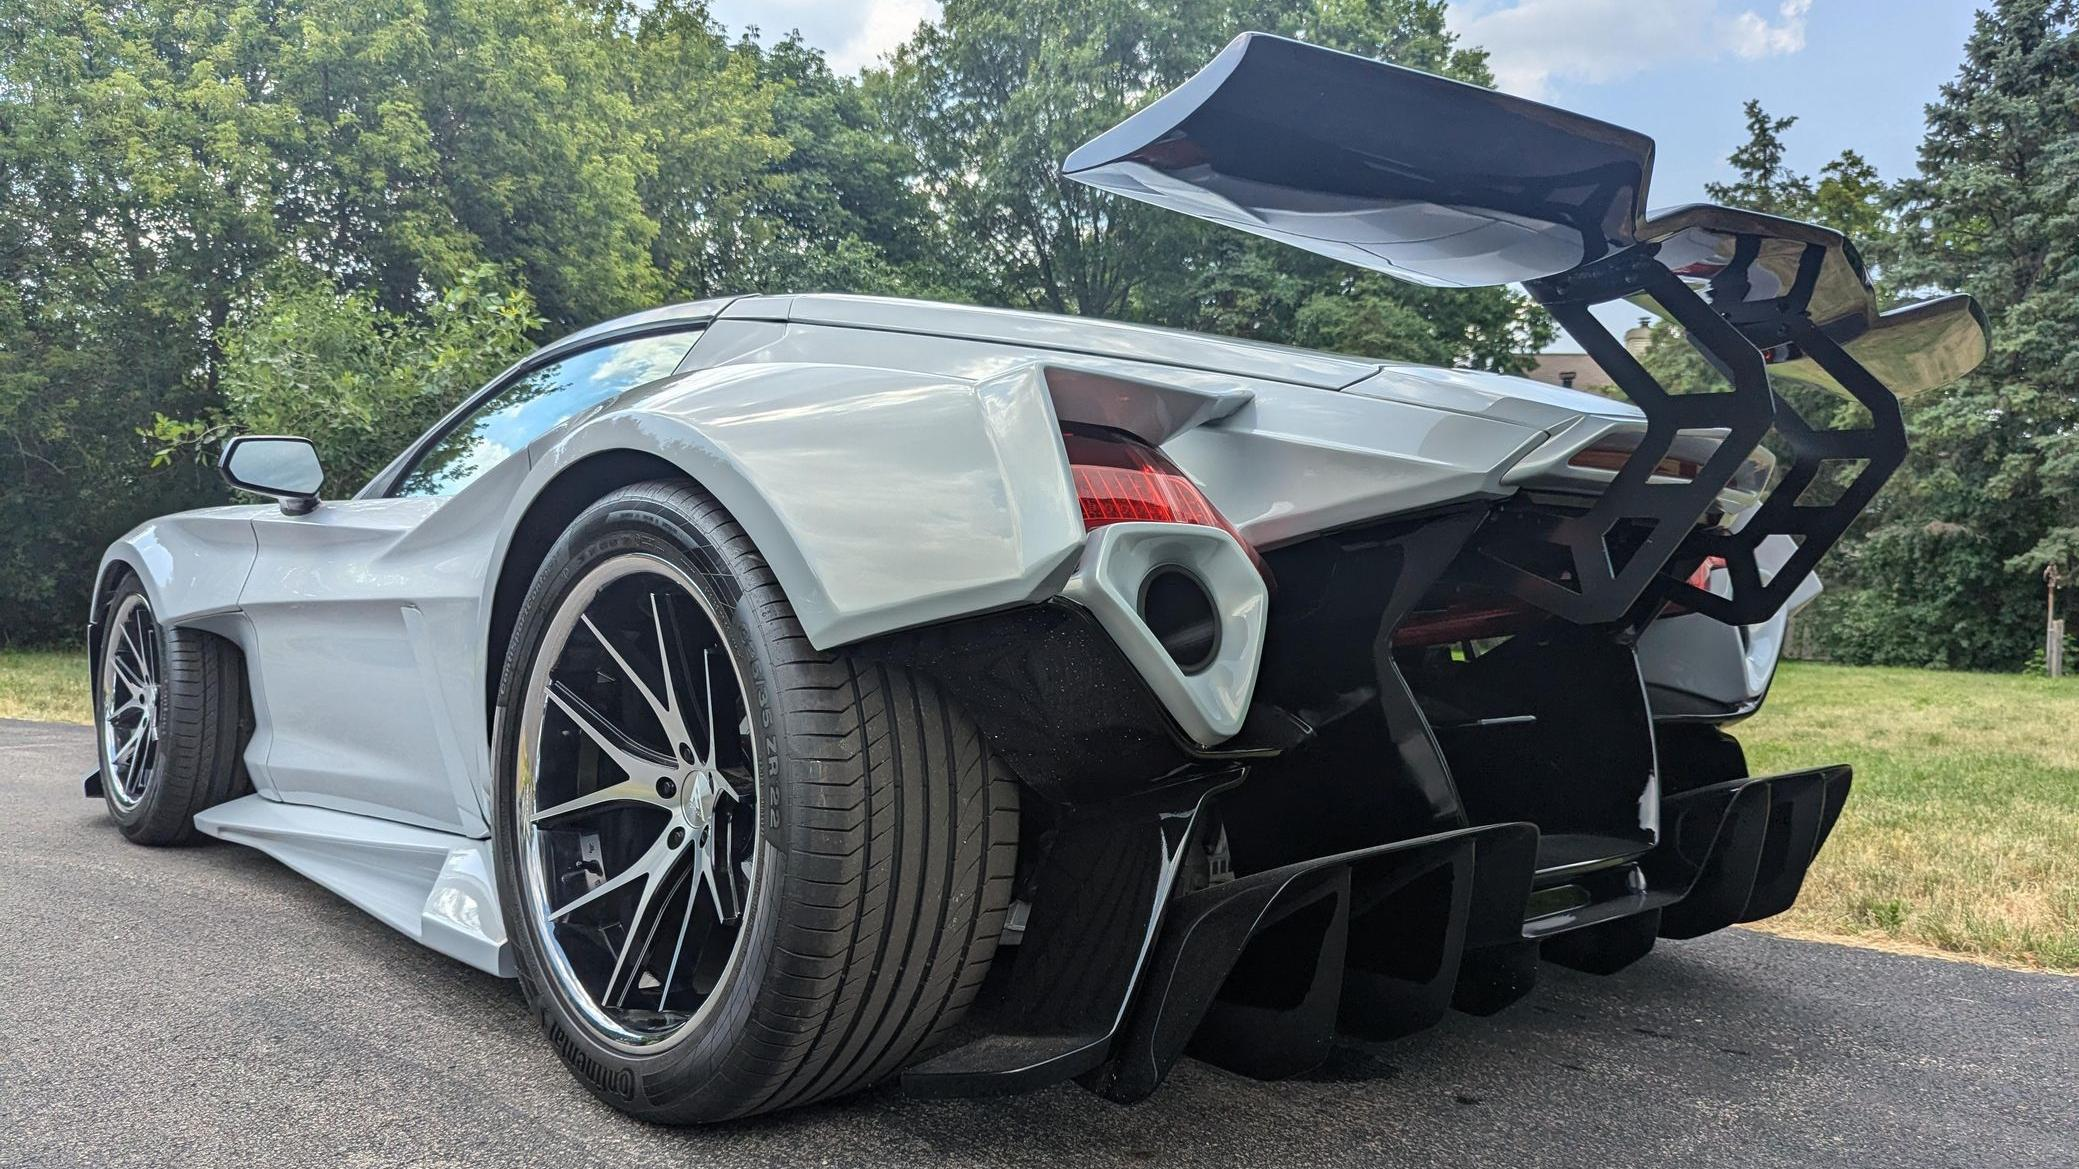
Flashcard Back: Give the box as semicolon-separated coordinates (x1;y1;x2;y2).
220;435;325;516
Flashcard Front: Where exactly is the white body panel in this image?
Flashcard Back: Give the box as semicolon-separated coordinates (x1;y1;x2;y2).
687;309;1569;551
237;490;505;833
537;358;1093;648
193;795;510;976
1636;535;1821;721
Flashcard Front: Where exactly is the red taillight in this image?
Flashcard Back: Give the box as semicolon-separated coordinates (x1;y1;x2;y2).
1064;427;1224;529
1685;555;1726;592
1656;554;1728;617
1062;425;1270;581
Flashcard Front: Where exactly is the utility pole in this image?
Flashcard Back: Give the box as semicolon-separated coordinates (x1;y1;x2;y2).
2049;563;2066;679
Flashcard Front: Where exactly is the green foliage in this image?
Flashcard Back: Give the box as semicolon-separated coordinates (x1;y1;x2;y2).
155;264;542;492
2022;628;2076;678
9;0;2051;669
0;0;271;643
0;0;905;642
1856;0;2079;669
1707;101;1814;216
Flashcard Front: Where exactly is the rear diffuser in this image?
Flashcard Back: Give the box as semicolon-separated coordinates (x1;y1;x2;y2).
905;764;1849;1102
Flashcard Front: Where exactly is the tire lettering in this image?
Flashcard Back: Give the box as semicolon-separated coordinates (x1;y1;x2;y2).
546;1018;636;1101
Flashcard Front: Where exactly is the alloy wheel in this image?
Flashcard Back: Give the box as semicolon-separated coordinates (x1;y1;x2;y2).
516;553;760;1052
100;592;163;810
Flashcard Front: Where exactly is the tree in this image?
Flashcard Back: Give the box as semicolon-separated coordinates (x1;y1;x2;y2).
1869;0;2079;668
1706;100;1814;216
1641;102;1894;409
0;0;286;642
0;0;916;642
155;264;543;492
1652;5;2079;670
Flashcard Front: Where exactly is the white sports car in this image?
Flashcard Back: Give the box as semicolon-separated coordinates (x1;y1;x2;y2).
87;34;1987;1121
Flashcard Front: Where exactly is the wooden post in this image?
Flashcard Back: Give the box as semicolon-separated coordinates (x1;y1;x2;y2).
2049;563;2065;679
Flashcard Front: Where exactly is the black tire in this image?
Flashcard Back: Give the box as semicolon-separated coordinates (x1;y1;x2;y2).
492;480;1020;1123
95;574;248;845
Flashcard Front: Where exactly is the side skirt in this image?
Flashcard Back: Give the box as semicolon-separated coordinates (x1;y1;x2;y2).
193;795;513;977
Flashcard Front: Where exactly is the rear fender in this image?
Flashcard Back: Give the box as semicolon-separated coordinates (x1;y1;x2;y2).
529;359;1249;650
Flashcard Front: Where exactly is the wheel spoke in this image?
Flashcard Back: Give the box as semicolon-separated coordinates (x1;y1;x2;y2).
521;560;759;1047
657;870;717;1013
547;681;674;782
652;594;692;752
697;826;742;926
550;827;674;923
580;600;690;751
530;775;671;825
98;595;164;811
606;858;692;1007
698;648;716;767
113;722;146;765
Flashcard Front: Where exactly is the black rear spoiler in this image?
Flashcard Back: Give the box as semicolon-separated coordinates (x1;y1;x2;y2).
1064;32;1989;627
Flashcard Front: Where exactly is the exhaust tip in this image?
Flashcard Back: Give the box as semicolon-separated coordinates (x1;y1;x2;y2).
1139;565;1220;675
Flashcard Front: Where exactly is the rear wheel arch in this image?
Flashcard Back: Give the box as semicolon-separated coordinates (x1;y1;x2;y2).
484;437;841;734
484;450;688;727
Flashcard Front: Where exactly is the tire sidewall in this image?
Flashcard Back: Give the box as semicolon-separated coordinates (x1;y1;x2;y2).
491;488;790;1121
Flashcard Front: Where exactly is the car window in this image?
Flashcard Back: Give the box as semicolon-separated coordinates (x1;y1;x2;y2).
394;332;698;497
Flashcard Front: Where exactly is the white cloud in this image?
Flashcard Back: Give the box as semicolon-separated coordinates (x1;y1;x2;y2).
1727;0;1812;58
1447;0;1813;100
828;0;940;72
707;0;941;73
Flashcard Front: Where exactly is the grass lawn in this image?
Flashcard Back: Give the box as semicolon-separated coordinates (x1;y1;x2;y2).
0;648;89;725
1739;662;2079;971
0;648;2071;968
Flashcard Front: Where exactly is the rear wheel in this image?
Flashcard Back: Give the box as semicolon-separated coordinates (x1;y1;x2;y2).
492;481;1019;1122
95;577;247;844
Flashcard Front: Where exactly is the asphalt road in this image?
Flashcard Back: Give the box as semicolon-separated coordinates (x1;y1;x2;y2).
2;718;2074;1168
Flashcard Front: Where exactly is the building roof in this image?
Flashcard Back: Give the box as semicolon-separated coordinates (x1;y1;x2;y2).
1521;352;1615;391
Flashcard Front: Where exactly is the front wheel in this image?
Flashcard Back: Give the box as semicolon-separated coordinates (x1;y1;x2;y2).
95;576;247;844
492;481;1019;1122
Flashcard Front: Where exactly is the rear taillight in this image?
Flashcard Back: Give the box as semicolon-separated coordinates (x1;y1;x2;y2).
1659;554;1729;617
1062;425;1270;582
1685;555;1726;592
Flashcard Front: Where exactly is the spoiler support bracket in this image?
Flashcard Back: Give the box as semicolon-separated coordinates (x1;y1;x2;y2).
1468;250;1777;625
1466;236;1911;629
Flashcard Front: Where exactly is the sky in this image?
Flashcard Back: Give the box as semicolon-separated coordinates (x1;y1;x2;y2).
704;0;1982;350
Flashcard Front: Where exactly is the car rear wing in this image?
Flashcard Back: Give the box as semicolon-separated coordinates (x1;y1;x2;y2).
1063;32;1988;627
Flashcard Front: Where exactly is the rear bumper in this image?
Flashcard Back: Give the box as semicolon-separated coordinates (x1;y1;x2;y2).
903;762;1850;1102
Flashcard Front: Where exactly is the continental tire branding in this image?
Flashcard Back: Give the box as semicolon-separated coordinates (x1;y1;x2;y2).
547;1018;636;1101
